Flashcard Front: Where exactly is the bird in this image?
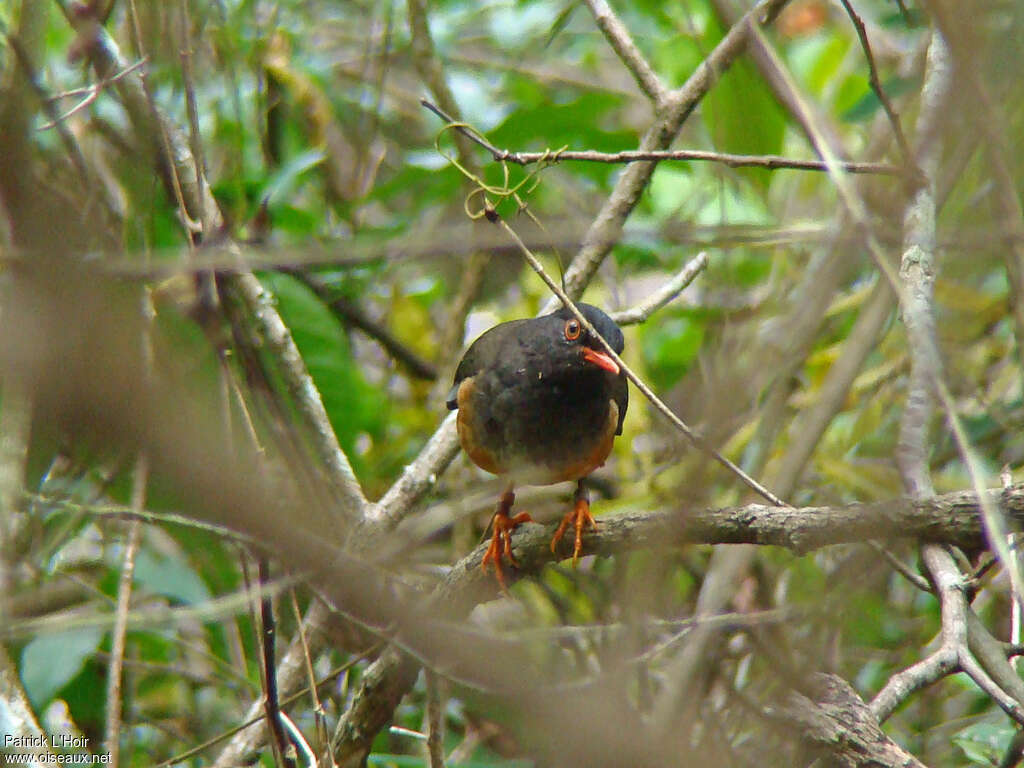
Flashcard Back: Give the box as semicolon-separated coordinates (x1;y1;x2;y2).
447;303;628;587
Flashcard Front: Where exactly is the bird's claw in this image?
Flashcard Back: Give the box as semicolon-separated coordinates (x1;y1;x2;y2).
550;496;598;568
482;494;532;590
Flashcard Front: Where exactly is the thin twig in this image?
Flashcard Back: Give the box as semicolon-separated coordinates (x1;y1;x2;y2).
869;541;931;592
406;2;492;395
29;493;260;545
103;456;146;767
177;0;209;199
610;252;709;325
154;648;382;768
37;57;148;130
64;6;369;523
742;22;1021;607
279;712;316;768
289;593;333;767
258;560;297;768
494;215;786;508
888;27;1024;727
554;0;792;308
870;648;956;722
837;0;913;166
3;575;299;640
425;670;445;768
4;32;99;206
288;269;438;380
421;99;899;175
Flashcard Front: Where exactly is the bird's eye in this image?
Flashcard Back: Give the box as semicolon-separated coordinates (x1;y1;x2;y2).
564;318;581;340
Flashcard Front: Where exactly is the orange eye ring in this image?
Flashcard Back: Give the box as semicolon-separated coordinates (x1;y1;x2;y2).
564;318;582;341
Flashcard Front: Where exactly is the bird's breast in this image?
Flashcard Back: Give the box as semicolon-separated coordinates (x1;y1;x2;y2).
457;368;619;486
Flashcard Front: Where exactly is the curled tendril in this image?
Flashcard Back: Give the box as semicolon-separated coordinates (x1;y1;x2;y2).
463;187;493;221
433;121;565;223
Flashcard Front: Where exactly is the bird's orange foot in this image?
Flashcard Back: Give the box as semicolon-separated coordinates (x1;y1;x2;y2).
551;492;598;567
482;490;532;590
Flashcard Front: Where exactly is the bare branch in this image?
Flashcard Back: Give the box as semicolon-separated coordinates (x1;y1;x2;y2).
770;276;894;491
870;649;957;722
781;674;927;768
582;0;667;104
406;6;491;395
62;7;369;524
837;0;913;165
924;0;1024;371
453;483;1024;568
425;670;445;768
257;560;298;768
610;252;709;325
362;412;462;531
869;541;931;593
550;0;793;310
103;457;146;765
420;102;901;175
891;28;1024;728
288;269;438;380
37;56;147;130
509;148;899;175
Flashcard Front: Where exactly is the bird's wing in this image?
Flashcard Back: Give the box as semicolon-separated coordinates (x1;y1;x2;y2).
446;318;531;411
613;375;628;435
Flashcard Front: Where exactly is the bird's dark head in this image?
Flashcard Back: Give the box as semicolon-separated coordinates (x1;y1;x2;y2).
546;303;624;375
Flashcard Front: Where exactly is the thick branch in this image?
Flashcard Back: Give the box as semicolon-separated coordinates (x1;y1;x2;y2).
439;483;1024;587
781;674;927;768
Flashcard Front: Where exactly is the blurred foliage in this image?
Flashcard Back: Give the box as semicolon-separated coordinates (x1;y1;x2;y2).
1;0;1023;766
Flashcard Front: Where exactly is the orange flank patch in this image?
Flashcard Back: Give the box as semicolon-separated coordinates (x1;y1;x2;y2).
456;377;504;475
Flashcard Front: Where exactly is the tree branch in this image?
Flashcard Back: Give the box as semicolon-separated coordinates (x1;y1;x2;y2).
63;5;368;525
582;0;666;104
549;0;792;310
419;102;901;175
781;674;927;768
837;0;913;166
610;252;709;325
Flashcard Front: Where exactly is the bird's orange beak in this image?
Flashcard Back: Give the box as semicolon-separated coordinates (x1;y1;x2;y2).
582;347;620;374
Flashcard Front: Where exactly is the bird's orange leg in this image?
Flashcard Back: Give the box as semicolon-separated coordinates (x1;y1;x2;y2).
551;480;598;567
481;488;532;589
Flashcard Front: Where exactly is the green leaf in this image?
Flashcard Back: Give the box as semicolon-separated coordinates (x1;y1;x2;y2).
953;721;1015;764
702;18;786;191
794;34;851;97
257;271;387;476
842;76;918;122
641;313;705;390
133;548;212;605
260;148;326;205
21;628;104;708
